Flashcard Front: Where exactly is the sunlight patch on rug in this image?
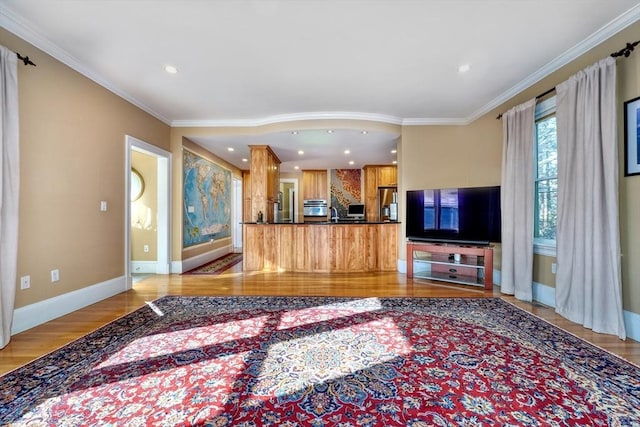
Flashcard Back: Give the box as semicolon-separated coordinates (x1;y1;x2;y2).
252;316;411;397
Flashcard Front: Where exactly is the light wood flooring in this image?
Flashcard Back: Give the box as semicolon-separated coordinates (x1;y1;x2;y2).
2;262;639;375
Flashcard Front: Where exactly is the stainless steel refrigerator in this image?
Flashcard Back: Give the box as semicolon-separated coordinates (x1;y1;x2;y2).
378;187;398;221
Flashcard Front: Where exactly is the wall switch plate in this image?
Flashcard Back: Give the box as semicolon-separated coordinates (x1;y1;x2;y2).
51;269;60;282
143;244;149;253
551;263;557;274
20;275;30;290
100;201;107;211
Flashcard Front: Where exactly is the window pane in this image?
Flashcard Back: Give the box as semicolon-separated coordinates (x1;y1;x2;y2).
536;116;557;180
535;178;557;240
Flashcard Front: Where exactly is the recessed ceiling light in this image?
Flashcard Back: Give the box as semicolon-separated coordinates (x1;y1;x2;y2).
164;65;178;74
227;147;234;152
294;166;300;170
349;160;355;165
327;130;334;134
291;131;298;135
298;150;304;155
344;149;351;154
361;130;368;134
391;149;397;154
392;160;397;164
458;64;471;73
242;158;248;162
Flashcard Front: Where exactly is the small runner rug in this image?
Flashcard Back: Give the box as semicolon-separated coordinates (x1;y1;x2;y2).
183;252;242;274
1;297;639;426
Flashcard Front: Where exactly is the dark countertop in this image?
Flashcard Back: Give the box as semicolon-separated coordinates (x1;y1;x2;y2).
244;220;400;225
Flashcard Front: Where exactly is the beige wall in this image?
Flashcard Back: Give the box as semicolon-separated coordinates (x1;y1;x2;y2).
0;28;171;308
400;21;640;315
131;151;157;261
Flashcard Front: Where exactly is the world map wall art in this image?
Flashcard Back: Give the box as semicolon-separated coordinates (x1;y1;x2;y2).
183;150;232;247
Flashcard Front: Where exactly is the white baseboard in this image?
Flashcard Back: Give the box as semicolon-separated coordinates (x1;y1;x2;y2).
530;281;639;343
131;260;158;274
11;275;127;335
172;244;233;274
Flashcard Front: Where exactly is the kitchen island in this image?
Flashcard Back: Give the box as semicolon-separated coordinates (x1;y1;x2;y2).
242;221;399;273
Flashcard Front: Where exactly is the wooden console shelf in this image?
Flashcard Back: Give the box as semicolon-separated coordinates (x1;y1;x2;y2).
407;241;493;290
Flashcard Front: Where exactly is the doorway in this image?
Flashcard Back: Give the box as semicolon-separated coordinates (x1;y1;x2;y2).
125;136;172;289
279;178;298;223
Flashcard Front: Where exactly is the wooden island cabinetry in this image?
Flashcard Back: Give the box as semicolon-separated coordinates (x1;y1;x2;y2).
243;222;398;273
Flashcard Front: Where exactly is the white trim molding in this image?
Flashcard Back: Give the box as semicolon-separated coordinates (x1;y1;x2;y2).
172;244;233;274
12;276;127;335
131;261;159;274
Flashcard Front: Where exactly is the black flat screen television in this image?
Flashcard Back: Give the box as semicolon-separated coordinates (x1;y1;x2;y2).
406;186;501;245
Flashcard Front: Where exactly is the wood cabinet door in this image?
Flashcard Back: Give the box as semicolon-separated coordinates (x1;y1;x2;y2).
243;225;264;271
378;224;398;271
378;166;397;187
302;170;327;200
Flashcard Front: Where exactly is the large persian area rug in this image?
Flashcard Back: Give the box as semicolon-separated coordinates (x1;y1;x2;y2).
1;297;639;426
182;252;243;275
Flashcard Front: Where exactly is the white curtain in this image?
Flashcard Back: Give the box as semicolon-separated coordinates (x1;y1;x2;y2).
500;99;536;302
555;56;625;339
0;45;19;349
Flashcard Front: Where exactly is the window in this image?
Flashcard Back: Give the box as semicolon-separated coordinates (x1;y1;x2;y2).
534;97;557;255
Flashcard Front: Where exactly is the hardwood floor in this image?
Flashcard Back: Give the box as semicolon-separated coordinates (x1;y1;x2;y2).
1;262;639;375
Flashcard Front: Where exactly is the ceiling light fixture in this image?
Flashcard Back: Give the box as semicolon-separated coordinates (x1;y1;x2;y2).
298;150;304;155
294;166;300;170
457;63;471;73
327;130;334;134
349;160;355;165
227;147;234;152
242;158;248;162
361;130;368;134
291;131;298;135
344;149;351;154
392;160;398;164
164;65;178;74
391;149;397;154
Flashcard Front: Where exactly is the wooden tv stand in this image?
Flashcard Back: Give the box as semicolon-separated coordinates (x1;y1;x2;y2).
407;241;493;290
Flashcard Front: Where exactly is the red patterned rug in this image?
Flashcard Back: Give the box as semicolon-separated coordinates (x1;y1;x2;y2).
183;252;242;274
1;297;639;425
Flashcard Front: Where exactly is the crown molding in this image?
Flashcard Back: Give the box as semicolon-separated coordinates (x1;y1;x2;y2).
467;3;640;123
0;5;172;126
172;111;405;127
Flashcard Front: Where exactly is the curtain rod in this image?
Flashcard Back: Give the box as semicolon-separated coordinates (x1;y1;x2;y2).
16;52;36;67
495;87;555;120
611;40;640;58
496;39;640;120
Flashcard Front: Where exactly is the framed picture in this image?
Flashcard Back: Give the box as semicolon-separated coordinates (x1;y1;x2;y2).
624;96;640;176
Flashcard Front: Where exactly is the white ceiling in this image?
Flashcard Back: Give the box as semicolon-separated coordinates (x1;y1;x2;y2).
1;0;639;172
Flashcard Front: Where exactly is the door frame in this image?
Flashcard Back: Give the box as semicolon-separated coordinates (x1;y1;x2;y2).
124;135;172;289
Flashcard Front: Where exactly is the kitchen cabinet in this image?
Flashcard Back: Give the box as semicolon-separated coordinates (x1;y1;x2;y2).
249;145;281;223
302;170;328;201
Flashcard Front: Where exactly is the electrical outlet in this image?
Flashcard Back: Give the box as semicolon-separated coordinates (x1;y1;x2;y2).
51;269;60;282
551;263;557;275
143;244;149;253
20;275;30;290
